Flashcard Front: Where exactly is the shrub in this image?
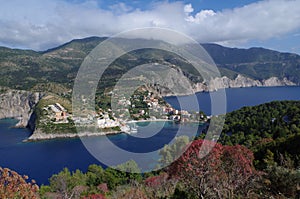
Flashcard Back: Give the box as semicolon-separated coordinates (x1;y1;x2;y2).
0;167;39;198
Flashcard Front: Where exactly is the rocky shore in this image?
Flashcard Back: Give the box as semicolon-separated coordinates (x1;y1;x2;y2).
196;75;296;92
0;89;43;129
157;75;296;96
25;129;123;142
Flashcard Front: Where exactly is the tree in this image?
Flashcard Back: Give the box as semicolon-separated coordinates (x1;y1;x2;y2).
266;165;300;198
83;193;107;199
86;164;105;187
49;168;87;199
114;159;142;183
159;136;190;167
167;139;259;198
0;167;39;199
144;172;178;199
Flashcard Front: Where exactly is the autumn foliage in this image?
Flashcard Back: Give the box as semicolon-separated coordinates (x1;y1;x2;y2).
144;173;169;188
167;139;258;198
83;193;107;199
144;173;178;198
0;167;39;199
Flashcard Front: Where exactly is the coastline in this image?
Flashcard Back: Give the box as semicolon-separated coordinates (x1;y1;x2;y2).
25;119;173;142
9;85;300;142
25;119;205;142
24;130;124;142
125;119;171;123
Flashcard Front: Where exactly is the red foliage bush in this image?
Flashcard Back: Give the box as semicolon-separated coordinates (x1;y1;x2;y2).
144;173;168;187
168;140;224;177
83;193;106;199
167;139;258;197
97;183;109;193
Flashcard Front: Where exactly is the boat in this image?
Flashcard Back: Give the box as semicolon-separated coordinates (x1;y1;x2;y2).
129;123;138;133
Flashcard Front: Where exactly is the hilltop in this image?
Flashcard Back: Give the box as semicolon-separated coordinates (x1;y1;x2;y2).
0;37;299;94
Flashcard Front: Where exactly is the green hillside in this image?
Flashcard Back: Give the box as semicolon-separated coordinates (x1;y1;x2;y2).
217;100;300;169
0;37;299;92
202;43;300;81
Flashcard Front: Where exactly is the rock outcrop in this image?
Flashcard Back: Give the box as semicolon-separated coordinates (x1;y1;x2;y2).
0;89;43;129
193;75;296;93
143;65;297;96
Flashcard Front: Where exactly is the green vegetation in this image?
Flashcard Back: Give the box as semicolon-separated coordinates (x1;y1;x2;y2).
35;95;76;134
202;43;300;81
158;136;190;166
39;137;296;198
129;90;150;120
0;37;299;93
39;160;144;198
198;100;300;198
217;101;300;170
31;82;71;98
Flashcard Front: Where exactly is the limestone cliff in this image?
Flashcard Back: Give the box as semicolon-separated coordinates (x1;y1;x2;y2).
150;72;297;96
193;75;296;93
0;89;43;129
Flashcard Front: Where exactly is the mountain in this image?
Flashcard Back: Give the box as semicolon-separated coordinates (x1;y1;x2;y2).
202;43;300;81
0;37;299;93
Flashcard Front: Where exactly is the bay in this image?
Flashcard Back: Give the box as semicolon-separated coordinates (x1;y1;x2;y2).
1;86;300;185
165;86;300;115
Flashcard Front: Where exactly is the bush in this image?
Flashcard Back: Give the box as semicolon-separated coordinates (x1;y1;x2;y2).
167;139;260;198
265;165;300;198
0;167;39;198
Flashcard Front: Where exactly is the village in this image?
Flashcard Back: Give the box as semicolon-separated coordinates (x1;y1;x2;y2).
41;90;206;134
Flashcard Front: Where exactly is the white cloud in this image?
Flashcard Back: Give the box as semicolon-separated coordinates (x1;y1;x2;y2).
186;9;216;23
0;0;299;50
184;4;194;14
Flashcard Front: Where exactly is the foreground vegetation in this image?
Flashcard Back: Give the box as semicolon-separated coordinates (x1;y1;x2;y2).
38;140;265;199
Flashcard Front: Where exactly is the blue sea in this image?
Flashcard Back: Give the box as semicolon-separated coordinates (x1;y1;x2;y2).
165;86;300;115
1;86;300;185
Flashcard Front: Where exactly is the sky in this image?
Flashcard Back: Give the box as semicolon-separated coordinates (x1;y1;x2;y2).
0;0;300;54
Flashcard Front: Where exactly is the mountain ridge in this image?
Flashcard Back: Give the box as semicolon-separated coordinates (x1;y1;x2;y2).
0;36;299;93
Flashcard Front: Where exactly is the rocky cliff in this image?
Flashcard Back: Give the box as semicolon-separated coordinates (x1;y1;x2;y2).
149;67;297;96
193;74;296;92
0;89;43;129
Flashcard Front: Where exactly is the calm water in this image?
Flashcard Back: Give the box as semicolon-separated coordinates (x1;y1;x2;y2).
165;86;300;115
1;86;300;185
0;120;201;185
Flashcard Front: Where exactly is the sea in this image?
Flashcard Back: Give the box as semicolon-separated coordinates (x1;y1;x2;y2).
1;86;300;185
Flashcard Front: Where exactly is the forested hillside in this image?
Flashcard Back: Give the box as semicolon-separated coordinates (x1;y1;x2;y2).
0;37;299;92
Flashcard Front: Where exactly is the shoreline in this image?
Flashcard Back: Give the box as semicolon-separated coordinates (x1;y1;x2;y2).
25;119;173;142
126;119;205;124
24;119;206;142
163;84;299;97
24;130;125;142
125;119;171;123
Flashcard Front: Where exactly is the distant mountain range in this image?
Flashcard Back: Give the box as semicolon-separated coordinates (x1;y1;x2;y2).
0;36;299;93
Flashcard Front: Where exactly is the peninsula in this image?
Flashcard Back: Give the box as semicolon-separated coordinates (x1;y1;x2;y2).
0;37;299;140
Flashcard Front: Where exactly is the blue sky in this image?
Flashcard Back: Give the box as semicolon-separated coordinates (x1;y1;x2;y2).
0;0;299;54
98;0;261;11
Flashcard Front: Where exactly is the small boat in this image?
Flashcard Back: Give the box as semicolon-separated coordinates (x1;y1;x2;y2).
130;123;138;133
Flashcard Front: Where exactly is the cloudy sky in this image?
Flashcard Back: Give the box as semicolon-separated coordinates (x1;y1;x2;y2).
1;0;300;54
